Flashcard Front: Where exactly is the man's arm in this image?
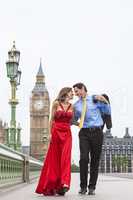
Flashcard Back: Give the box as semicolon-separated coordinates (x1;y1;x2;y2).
71;106;79;126
93;95;111;114
94;95;109;104
93;94;112;129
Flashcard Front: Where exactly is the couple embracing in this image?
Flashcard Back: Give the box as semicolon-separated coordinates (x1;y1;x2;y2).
35;82;112;196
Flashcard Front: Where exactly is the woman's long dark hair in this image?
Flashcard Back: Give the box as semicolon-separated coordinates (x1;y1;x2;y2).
56;87;72;103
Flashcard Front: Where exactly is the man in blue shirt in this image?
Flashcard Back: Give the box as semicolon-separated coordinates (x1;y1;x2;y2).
73;83;111;195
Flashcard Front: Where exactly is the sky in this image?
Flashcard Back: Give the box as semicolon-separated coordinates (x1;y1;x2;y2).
0;0;133;164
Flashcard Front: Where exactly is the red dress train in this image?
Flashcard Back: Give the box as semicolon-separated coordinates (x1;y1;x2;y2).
35;103;73;195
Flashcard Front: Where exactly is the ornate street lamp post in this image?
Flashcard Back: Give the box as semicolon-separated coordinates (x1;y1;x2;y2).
6;41;22;151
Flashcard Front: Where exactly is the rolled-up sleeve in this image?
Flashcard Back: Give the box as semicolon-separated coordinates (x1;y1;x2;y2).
97;102;111;115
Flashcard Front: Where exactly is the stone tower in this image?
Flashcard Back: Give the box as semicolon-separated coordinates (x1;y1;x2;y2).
30;61;50;160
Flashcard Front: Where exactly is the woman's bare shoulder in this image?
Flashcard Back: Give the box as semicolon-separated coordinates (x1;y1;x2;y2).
52;100;59;108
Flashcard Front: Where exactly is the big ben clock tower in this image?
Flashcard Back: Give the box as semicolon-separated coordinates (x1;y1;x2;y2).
30;61;50;160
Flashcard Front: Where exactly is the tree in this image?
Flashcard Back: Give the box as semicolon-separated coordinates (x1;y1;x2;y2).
71;160;79;172
112;155;128;172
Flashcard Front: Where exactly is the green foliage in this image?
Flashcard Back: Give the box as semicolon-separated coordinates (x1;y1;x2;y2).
71;160;79;172
112;155;128;172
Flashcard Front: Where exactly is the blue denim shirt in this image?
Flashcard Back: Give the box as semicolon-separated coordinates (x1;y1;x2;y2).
73;95;111;128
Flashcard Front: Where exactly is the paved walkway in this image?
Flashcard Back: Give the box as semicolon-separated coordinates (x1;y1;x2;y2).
1;173;133;200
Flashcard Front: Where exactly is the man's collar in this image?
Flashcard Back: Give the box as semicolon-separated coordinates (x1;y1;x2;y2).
79;94;89;100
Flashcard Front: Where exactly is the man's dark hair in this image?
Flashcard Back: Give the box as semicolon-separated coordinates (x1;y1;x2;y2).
73;82;87;92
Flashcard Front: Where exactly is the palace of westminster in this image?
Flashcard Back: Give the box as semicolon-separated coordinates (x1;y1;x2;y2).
0;62;133;173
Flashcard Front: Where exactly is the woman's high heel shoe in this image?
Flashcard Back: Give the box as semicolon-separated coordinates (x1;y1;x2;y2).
57;186;69;196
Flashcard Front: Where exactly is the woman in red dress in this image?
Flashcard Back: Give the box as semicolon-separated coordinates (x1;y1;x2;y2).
35;87;74;196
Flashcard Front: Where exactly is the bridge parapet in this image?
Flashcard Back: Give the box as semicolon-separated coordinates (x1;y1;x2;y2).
0;144;43;188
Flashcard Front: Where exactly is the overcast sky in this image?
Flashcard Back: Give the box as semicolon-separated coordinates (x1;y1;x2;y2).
0;0;133;164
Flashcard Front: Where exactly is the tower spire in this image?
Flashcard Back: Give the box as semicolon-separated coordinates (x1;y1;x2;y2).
37;58;44;76
36;59;45;83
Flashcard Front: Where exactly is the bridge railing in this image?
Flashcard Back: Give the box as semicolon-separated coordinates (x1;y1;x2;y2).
0;144;43;188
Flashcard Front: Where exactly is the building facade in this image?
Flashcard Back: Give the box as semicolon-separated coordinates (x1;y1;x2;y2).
30;62;50;160
99;128;133;173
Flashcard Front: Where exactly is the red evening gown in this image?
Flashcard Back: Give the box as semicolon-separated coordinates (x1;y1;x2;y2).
35;103;73;195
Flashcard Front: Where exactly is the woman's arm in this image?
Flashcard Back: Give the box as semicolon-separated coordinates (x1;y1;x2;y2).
49;100;58;134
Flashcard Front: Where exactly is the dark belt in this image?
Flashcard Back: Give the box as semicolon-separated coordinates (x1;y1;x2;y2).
82;126;102;131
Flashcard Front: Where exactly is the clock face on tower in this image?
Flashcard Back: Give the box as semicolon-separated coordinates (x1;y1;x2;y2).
34;100;44;110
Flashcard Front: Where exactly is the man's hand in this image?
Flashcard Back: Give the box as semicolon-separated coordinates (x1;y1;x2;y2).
95;95;109;104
